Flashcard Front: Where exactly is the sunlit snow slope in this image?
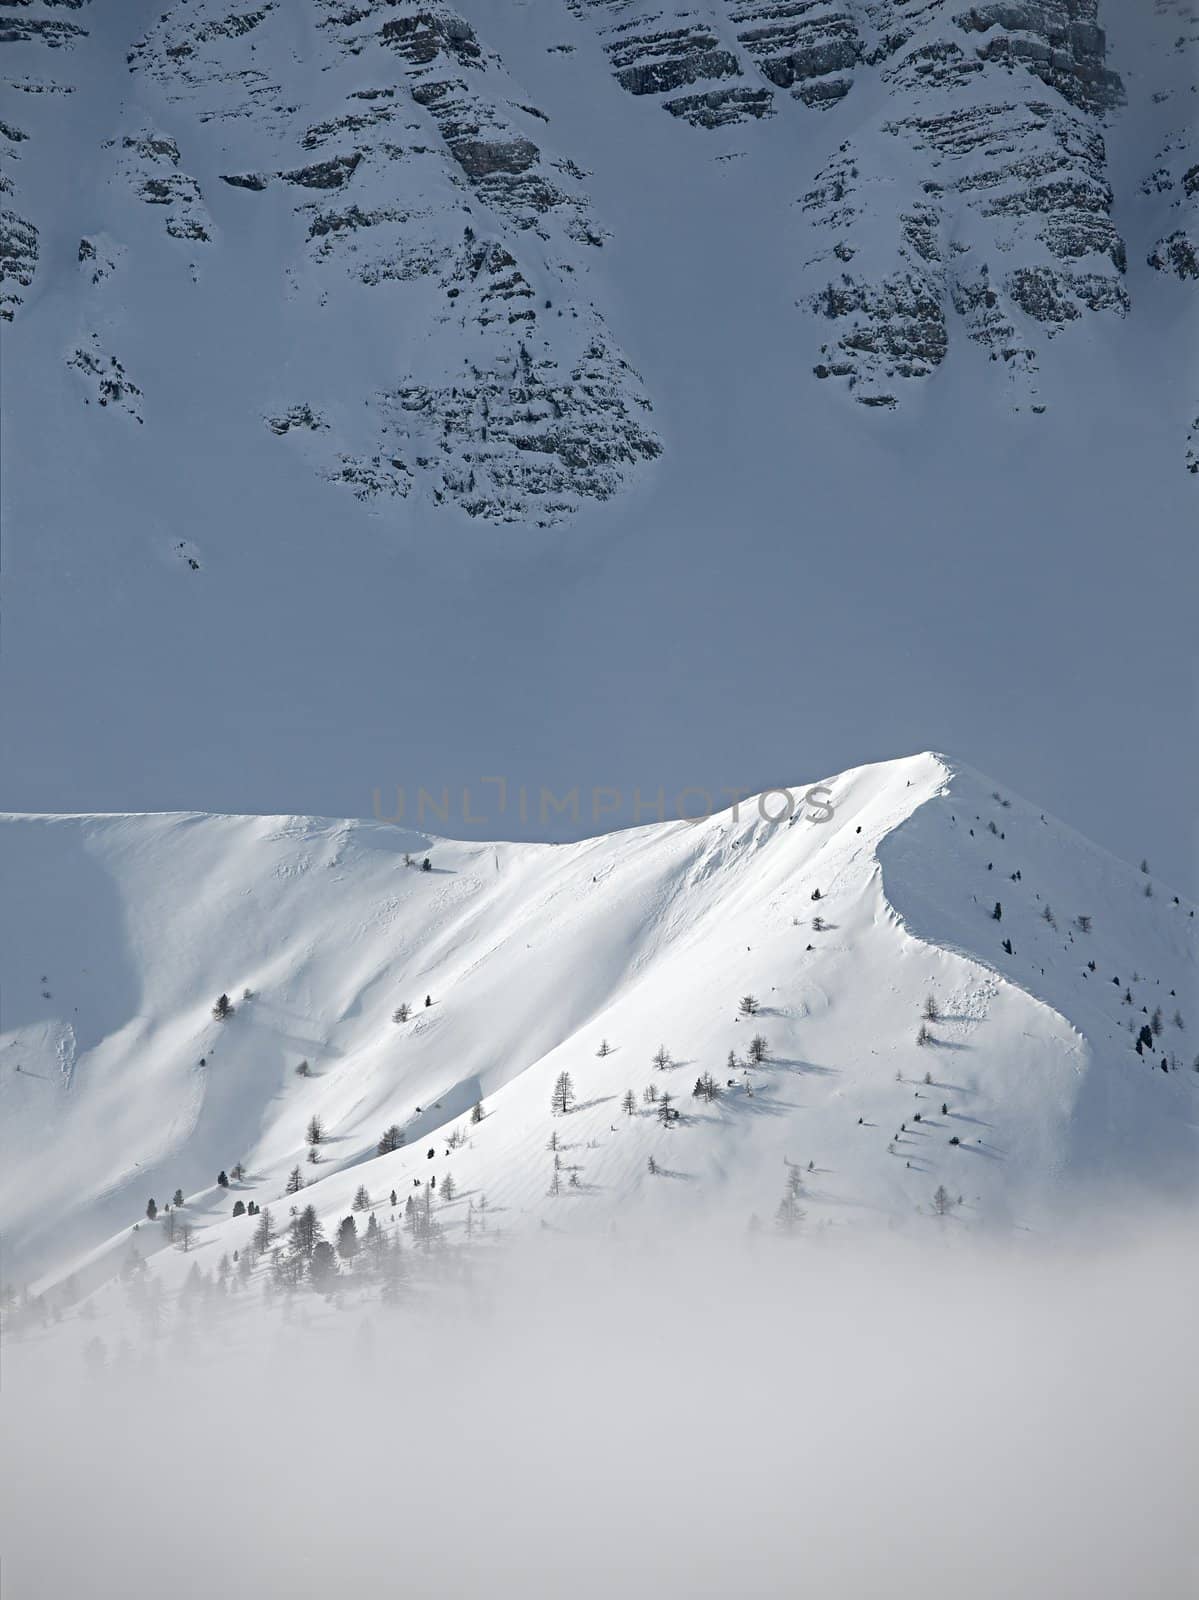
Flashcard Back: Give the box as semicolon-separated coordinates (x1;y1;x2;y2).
3;753;1195;1292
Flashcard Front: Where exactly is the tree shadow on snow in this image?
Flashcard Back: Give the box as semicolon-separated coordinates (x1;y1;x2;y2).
769;1056;839;1077
725;1088;796;1120
958;1140;1005;1160
572;1094;617;1114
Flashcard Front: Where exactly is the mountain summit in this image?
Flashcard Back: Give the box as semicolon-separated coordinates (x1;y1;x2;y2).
4;753;1194;1296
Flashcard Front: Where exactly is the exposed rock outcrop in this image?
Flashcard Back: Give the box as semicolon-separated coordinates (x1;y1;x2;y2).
800;2;1128;410
567;1;776;124
66;337;144;420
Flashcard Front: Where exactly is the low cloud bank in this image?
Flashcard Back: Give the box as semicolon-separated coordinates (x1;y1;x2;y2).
3;1220;1196;1599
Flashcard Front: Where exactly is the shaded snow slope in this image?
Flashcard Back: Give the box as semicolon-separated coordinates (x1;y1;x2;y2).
3;753;1194;1297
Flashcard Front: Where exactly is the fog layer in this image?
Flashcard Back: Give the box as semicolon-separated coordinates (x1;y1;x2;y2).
3;1225;1195;1599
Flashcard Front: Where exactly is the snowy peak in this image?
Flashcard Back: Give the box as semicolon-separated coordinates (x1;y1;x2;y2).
3;753;1195;1297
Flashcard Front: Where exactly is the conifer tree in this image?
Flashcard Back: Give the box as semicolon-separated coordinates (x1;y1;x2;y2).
365;1213;384;1261
551;1071;575;1115
310;1240;337;1288
253;1206;274;1253
289;1204;322;1260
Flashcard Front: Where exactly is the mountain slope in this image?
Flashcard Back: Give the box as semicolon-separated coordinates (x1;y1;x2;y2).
3;752;1195;1299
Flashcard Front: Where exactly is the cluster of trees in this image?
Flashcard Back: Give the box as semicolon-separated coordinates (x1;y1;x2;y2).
405;1183;441;1246
255;1200;405;1292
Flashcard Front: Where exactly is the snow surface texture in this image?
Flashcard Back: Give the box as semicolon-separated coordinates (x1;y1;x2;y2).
3;753;1195;1298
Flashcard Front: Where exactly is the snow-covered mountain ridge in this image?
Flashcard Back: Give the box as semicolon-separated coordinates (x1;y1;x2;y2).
3;752;1195;1303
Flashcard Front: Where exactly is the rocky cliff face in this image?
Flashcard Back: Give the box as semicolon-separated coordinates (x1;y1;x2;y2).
121;0;662;525
794;2;1130;411
1;0;1194;515
564;1;1176;417
1141;0;1198;285
3;0;661;527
